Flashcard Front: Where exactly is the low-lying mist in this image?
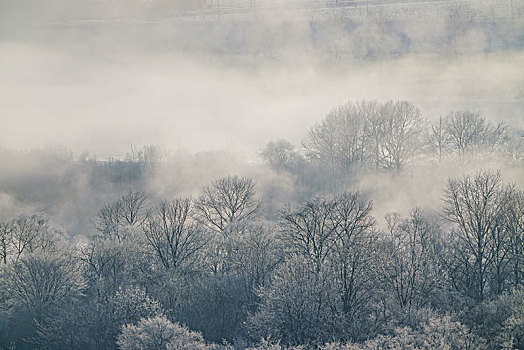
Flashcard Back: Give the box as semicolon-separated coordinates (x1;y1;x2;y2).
0;0;523;232
1;0;523;157
1;47;522;157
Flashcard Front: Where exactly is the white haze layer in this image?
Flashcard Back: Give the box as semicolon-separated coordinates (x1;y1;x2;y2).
1;43;523;159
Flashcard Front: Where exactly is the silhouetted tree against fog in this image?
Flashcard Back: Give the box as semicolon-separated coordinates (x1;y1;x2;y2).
260;139;301;169
381;209;443;321
95;191;147;241
141;198;206;272
378;101;423;171
303;100;423;175
329;193;377;341
427;116;446;162
442;171;510;301
0;221;13;265
125;145;166;165
3;253;84;316
443;110;509;160
195;176;262;236
303;100;375;173
120;191;148;227
279;197;337;274
505;189;524;289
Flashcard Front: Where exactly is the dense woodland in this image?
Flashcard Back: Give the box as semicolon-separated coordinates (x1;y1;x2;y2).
1;100;523;349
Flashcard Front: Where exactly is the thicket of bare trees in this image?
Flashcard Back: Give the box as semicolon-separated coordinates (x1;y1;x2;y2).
0;101;523;349
1;169;522;349
302;100;424;173
287;101;519;177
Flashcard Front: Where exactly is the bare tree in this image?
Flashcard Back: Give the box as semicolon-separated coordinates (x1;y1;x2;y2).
279;198;337;274
504;188;524;289
229;223;283;311
4;253;84;315
79;237;130;300
0;221;13;265
442;171;508;301
120;191;148;227
445;110;488;158
10;214;43;261
428;116;447;162
261;139;301;168
382;208;442;317
443;110;509;159
6;213;65;262
141;198;207;271
329;192;377;340
195;176;261;235
363;101;386;172
303;100;375;172
96;200;124;237
95;191;148;241
303;100;423;173
125;145;166;164
125;144;167;176
379;101;423;171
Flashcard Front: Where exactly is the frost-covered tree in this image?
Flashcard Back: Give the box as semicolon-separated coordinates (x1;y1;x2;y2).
228;223;283;312
323;310;485;349
117;315;209;350
141;198;207;272
329;193;377;340
261;140;301;169
442;171;510;301
443;110;509;159
3;213;65;262
381;209;442;318
247;256;338;346
303;101;373;171
378;101;423;171
3;252;84;315
279;197;337;274
96;191;148;241
195;176;261;235
80;235;139;301
35;286;163;350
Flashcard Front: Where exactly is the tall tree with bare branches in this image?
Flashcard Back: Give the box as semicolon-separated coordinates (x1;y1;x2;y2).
195;176;261;235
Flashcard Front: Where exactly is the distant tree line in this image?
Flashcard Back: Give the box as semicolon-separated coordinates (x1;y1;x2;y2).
264;100;520;174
